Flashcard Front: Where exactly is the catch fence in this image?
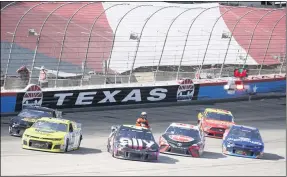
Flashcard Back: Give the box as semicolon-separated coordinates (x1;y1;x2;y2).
1;2;286;89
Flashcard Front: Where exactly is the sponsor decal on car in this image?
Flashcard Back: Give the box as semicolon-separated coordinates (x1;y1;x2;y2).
227;137;263;145
168;135;194;142
119;137;155;149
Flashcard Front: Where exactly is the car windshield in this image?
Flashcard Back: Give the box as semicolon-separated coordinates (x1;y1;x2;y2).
19;109;52;118
166;126;200;140
206;112;233;122
229;127;262;140
32;121;67;132
118;127;155;141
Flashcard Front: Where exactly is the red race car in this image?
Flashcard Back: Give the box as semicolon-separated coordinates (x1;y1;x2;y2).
197;108;235;139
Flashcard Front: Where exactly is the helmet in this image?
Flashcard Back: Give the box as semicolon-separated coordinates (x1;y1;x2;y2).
140;112;147;119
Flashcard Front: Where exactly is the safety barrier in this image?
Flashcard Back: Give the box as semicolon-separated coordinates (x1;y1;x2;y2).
1;74;285;114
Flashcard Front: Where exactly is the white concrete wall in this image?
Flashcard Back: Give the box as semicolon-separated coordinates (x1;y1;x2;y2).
103;2;258;73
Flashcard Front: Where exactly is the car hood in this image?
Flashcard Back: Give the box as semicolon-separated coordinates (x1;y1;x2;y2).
226;137;263;146
204;119;234;128
11;116;38;123
24;128;66;139
163;133;194;142
162;133;199;145
116;137;159;151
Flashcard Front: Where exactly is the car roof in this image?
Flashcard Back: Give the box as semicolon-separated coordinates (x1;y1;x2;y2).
205;108;232;115
23;106;55;112
169;123;199;130
37;117;70;124
232;125;258;131
122;124;149;131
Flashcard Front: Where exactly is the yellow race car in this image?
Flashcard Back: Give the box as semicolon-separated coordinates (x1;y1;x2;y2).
22;117;83;152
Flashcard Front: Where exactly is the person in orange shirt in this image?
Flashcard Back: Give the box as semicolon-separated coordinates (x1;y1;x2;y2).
135;112;150;129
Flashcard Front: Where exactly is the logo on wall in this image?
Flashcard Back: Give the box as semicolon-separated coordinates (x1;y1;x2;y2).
177;78;195;101
22;84;43;108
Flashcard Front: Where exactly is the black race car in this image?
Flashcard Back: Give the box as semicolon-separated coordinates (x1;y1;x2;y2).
159;123;205;157
8;106;62;137
107;124;159;161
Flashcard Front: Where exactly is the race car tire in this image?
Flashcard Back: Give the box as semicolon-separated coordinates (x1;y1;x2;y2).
112;149;115;157
191;151;200;158
107;145;109;152
112;147;116;158
77;136;82;149
65;139;69;152
8;126;12;135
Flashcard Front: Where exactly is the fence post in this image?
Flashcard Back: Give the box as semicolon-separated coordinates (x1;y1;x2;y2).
155;7;199;81
55;2;95;88
244;9;278;67
279;56;285;74
177;7;216;80
81;3;126;86
29;2;73;86
259;14;286;75
199;7;239;78
128;6;173;84
105;5;150;84
1;2;46;89
219;8;258;77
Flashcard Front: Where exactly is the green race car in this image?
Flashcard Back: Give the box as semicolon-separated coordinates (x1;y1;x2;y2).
22;117;83;152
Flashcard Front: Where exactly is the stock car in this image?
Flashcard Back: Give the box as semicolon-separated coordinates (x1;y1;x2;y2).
22;117;83;152
159;123;205;157
197;108;235;138
107;124;159;161
9;106;62;137
222;125;264;159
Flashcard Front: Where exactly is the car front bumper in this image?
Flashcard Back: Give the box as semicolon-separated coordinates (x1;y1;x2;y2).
203;128;225;138
160;144;200;157
22;137;66;153
222;145;263;159
114;148;159;161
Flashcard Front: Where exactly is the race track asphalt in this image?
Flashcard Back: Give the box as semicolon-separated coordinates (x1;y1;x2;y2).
1;98;286;176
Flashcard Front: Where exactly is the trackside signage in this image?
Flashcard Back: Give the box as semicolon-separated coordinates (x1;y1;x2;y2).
15;85;179;110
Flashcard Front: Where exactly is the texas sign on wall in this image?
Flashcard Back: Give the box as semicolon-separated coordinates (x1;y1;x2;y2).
15;85;180;110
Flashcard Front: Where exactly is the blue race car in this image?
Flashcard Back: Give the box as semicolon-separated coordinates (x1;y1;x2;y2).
222;125;264;159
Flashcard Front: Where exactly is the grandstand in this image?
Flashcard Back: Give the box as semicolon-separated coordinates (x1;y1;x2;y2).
1;2;286;89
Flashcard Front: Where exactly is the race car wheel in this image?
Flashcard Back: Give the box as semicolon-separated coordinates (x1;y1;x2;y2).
77;136;82;149
112;147;117;157
65;139;69;152
8;126;12;135
112;149;115;157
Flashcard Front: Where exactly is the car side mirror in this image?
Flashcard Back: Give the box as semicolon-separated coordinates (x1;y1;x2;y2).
111;126;116;132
